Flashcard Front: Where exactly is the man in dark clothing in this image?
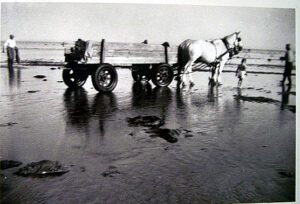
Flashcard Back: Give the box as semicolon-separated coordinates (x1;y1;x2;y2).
281;44;294;86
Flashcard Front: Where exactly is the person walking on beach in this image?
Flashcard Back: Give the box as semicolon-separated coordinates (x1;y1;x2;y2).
2;34;19;70
280;44;294;86
236;58;247;87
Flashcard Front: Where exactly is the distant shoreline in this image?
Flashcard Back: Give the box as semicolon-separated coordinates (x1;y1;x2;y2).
0;40;294;75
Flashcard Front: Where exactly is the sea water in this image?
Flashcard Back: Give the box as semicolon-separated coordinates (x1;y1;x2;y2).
0;41;292;75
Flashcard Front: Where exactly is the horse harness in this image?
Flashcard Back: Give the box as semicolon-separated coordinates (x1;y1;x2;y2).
208;37;241;68
180;35;242;75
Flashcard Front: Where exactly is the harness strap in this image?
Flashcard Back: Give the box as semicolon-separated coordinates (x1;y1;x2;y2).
222;38;230;50
217;39;235;60
216;49;230;60
208;38;232;63
211;41;218;59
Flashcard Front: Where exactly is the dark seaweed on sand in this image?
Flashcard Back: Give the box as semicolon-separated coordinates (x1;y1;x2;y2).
234;95;279;104
14;160;69;177
126;116;164;127
0;160;22;170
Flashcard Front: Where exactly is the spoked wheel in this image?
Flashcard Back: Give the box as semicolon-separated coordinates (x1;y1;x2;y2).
151;63;174;87
62;69;88;88
92;64;118;92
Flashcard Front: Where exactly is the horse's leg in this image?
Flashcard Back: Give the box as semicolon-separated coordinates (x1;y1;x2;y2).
177;63;185;87
181;66;187;87
217;59;227;85
212;65;219;86
176;46;183;82
176;65;182;86
209;66;216;86
182;60;193;87
187;62;195;86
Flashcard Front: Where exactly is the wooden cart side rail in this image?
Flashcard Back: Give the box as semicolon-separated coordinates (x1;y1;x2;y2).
63;41;178;52
84;56;177;65
64;40;178;65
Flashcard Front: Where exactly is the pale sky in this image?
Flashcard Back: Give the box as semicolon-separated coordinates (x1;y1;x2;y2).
0;2;296;50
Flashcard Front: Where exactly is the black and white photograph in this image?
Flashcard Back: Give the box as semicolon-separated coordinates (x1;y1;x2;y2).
0;0;298;203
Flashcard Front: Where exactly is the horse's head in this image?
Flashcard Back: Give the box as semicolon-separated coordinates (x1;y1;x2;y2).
224;32;243;56
234;32;243;53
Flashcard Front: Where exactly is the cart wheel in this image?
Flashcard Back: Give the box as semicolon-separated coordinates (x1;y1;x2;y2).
132;64;151;82
92;64;118;92
62;69;87;88
151;64;174;87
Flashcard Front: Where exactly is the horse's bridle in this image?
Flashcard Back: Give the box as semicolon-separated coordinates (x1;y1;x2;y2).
207;36;242;68
220;36;242;59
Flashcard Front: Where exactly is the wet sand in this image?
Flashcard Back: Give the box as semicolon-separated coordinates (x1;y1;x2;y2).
0;66;295;203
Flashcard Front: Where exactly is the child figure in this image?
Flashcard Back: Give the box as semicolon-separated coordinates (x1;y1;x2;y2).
236;58;247;87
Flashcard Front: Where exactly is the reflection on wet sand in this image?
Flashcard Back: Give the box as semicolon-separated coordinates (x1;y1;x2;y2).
8;67;21;89
91;92;118;136
207;85;219;103
281;84;295;113
131;82;153;106
63;88;90;129
235;87;242;109
152;86;173;123
132;82;173;122
281;84;291;108
63;83;181;143
130;82;181;143
234;90;279;104
0;67;296;203
175;87;190;118
63;88;118;138
63;88;91;149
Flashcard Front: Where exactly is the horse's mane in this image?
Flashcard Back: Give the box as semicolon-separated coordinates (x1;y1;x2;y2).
225;32;240;39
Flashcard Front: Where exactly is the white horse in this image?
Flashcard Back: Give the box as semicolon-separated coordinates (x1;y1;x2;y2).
177;32;243;87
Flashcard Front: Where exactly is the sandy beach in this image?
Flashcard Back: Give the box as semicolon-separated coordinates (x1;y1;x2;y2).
1;1;298;203
0;63;295;203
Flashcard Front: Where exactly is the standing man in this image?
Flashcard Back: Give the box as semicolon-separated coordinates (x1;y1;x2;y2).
2;34;17;70
281;44;294;86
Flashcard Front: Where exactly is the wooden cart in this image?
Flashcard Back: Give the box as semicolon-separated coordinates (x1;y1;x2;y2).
63;39;178;92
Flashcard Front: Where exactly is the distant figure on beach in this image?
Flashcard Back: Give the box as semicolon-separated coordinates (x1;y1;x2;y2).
280;44;294;86
236;58;247;87
2;34;20;70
